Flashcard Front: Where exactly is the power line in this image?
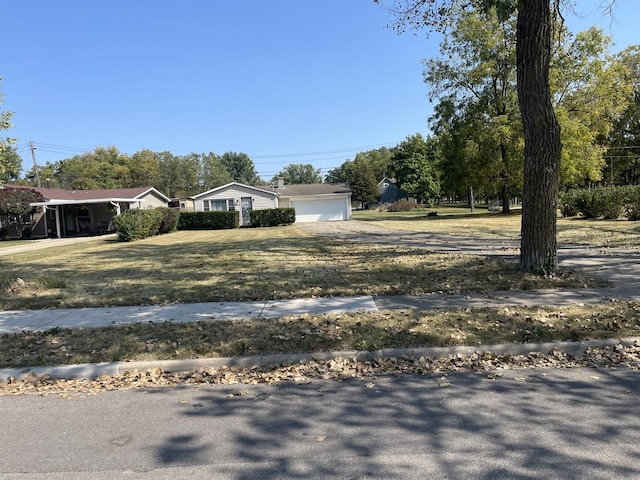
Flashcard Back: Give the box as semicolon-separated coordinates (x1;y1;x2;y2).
23;140;403;161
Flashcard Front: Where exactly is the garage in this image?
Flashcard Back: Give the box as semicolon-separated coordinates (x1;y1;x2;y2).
290;198;350;222
275;182;352;223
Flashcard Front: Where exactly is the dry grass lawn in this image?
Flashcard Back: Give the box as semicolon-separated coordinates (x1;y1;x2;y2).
2;302;639;368
353;208;640;248
0;225;605;311
1;214;637;371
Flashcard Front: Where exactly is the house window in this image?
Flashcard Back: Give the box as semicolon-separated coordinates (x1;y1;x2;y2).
204;199;234;211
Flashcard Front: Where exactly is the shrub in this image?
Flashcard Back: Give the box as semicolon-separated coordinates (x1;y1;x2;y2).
250;208;295;227
560;186;639;220
0;227;8;241
387;200;419;212
157;207;181;234
559;190;580;217
590;187;624;219
178;211;239;230
112;208;164;242
622;185;640;221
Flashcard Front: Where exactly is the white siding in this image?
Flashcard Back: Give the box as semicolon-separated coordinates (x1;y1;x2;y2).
193;185;278;224
135;192;169;209
289;196;351;222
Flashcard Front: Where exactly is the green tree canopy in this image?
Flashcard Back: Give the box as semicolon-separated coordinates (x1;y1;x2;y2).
391;133;441;203
0;145;22;184
604;45;640;185
0;77;16;186
271;163;322;185
219;152;261;185
0;186;43;238
200;152;233;190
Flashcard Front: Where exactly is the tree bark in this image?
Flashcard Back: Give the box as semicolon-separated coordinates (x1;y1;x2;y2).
516;0;562;273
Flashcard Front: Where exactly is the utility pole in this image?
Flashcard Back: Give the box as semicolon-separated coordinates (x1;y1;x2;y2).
29;141;42;187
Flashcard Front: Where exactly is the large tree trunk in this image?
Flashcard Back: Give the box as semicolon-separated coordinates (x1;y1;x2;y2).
516;0;562;273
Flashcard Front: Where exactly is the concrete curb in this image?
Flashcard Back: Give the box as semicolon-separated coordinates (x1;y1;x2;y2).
2;337;638;382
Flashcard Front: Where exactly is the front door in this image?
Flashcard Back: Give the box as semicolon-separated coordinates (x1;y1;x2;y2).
240;197;252;225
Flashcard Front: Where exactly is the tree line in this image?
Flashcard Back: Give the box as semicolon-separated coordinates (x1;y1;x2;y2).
327;13;640;214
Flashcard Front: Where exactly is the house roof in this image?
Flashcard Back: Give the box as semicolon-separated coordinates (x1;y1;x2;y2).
190;182;278;200
3;185;171;204
275;183;351;197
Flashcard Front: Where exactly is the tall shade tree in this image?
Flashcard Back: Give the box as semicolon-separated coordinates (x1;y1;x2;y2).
156;152;201;198
130;149;162;188
53;146;132;190
423;7;522;213
271;163;323;185
200;152;233;190
0;77;16;186
605;45;640;185
379;0;620;273
347;158;379;208
551;26;632;187
0;145;22;184
392;133;441;204
219;152;261;185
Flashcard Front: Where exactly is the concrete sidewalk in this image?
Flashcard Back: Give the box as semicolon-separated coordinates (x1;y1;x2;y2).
2;285;639;336
0;296;379;334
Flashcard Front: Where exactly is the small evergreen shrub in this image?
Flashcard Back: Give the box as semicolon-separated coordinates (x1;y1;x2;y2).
249;208;295;227
178;211;240;230
0;227;8;240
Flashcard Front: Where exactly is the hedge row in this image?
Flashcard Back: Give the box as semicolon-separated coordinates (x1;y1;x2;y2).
112;207;297;242
560;185;640;220
249;208;295;227
177;211;240;230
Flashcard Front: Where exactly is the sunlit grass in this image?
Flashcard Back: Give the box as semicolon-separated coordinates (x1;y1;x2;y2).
353;207;640;248
0;226;605;310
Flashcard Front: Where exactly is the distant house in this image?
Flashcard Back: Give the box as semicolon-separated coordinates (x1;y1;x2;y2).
2;185;170;239
190;181;352;224
377;177;409;204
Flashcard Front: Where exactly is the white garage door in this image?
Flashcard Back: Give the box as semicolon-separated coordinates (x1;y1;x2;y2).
291;198;348;222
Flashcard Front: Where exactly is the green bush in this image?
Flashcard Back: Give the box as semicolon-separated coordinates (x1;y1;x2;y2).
0;227;9;241
112;208;164;242
178;211;240;230
249;208;295;227
622;185;640;221
387;200;418;212
559;190;580;217
560;186;640;220
157;207;181;234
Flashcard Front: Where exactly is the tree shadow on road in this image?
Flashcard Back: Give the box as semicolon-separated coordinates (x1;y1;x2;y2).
148;367;640;479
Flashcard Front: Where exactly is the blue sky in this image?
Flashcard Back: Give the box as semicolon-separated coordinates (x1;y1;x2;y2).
3;0;639;181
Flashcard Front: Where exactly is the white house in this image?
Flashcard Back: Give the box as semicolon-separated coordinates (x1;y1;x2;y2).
189;181;352;224
190;183;279;226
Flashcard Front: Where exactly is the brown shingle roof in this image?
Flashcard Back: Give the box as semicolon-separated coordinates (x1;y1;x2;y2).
4;185;160;201
275;183;351;197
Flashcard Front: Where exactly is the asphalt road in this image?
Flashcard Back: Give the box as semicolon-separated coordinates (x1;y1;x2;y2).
1;368;639;479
